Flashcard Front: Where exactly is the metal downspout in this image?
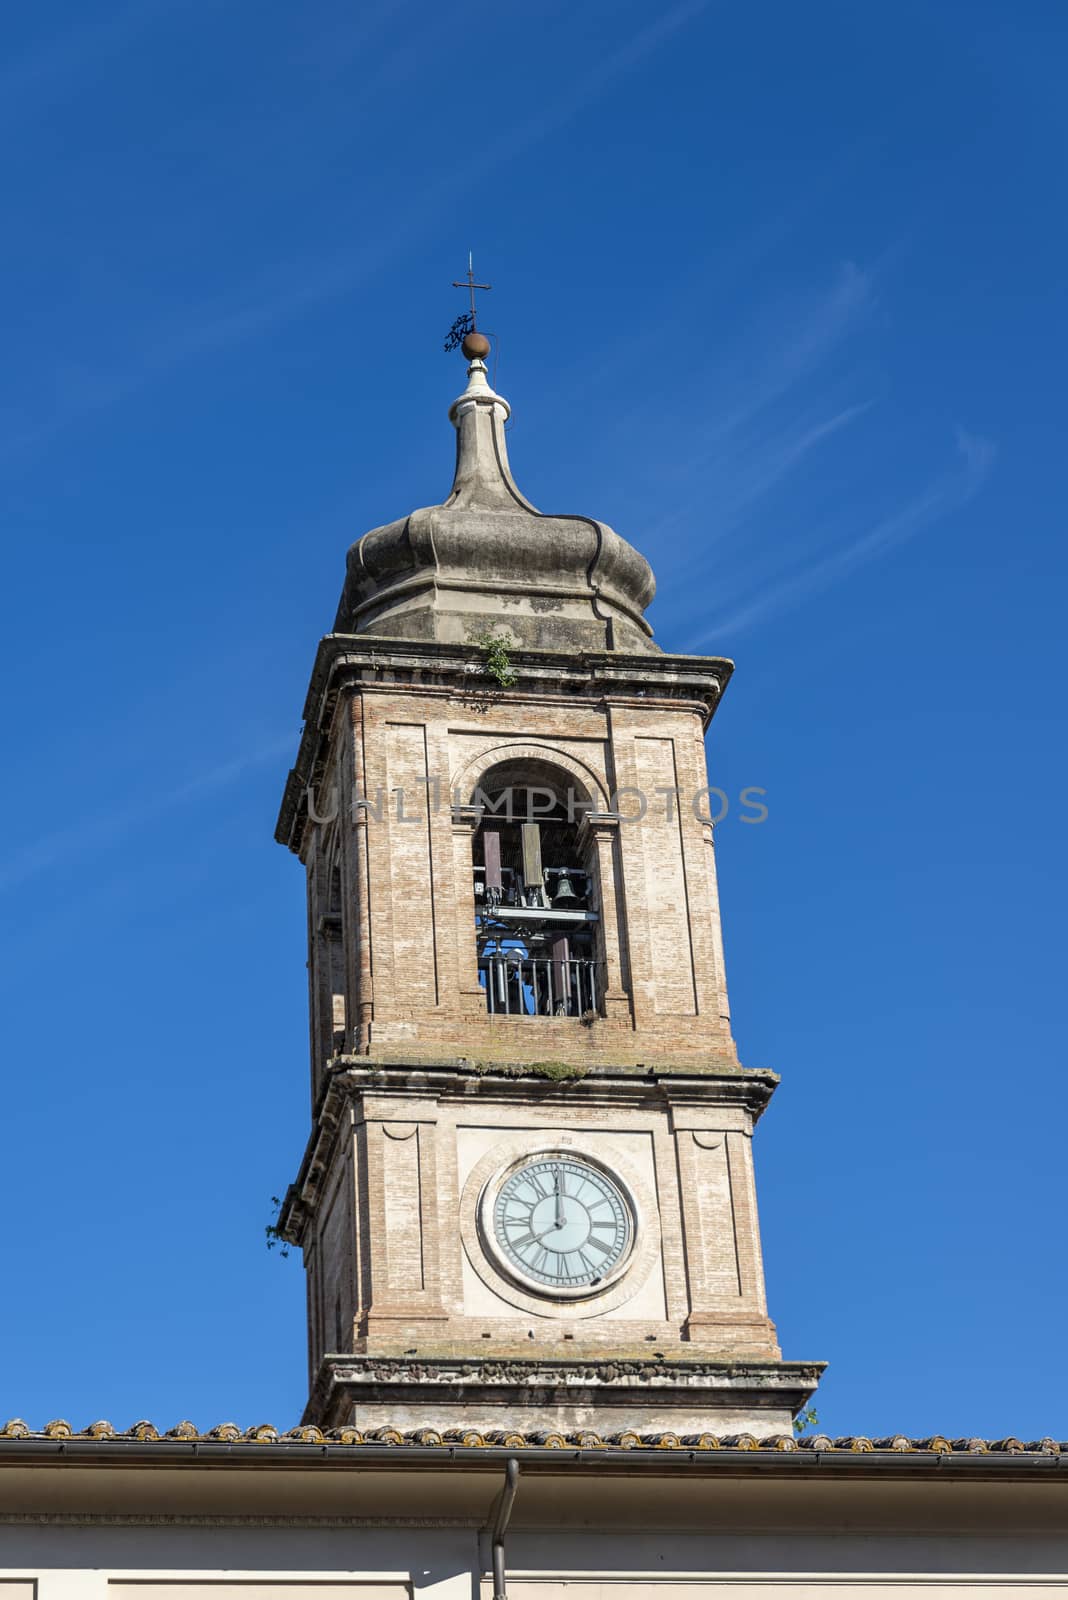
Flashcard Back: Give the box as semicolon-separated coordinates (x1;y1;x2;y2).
487;1456;520;1600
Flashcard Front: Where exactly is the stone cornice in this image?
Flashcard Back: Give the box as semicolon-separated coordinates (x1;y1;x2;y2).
309;1353;823;1402
275;634;733;855
278;1059;778;1245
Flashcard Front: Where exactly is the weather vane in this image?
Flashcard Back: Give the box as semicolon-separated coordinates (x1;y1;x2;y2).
445;253;492;356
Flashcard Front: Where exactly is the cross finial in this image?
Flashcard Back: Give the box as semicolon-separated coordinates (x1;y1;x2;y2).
452;251;491;330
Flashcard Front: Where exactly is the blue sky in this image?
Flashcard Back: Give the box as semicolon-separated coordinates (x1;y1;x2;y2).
1;0;1065;1439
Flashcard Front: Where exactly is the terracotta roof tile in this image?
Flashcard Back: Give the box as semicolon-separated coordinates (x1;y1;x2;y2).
0;1419;1064;1455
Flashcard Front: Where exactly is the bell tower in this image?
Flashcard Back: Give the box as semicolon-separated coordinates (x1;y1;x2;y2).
276;327;823;1438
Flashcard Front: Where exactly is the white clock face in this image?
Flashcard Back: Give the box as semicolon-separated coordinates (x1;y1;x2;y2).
491;1155;633;1292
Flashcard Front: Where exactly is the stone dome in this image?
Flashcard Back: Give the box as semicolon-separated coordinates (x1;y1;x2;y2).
332;354;658;654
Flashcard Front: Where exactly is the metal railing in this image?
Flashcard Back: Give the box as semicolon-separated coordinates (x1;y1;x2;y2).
479;954;600;1019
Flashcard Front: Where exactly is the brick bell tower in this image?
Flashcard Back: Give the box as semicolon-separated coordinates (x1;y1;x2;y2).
276;322;823;1437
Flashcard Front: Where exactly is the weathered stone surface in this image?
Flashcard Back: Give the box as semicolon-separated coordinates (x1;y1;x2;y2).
305;1352;823;1435
332;357;658;653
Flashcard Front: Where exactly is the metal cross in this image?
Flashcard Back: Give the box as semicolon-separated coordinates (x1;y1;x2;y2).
452;252;491;329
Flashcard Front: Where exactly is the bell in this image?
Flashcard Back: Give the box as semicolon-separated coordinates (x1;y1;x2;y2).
552;872;579;906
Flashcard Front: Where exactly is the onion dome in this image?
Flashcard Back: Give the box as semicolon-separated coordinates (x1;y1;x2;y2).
332;346;658;653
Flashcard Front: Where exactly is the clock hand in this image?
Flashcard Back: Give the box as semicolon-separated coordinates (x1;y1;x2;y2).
554;1168;564;1230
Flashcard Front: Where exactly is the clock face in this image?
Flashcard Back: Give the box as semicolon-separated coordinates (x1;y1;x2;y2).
491;1155;633;1292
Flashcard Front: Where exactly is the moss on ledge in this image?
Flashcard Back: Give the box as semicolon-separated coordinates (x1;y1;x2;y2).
465;1057;588;1082
338;1051;771;1084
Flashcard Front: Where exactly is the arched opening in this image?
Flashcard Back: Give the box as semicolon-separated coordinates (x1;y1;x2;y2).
469;758;601;1019
311;840;348;1094
326;856;347;1054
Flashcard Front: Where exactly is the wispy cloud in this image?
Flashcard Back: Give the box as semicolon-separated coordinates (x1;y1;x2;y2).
767;403;874;478
774;262;873;386
0;735;294;895
471;0;712;168
689;427;997;641
3;0;712;464
691;260;875;455
549;130;888;425
642;263;876;544
702;400;875;528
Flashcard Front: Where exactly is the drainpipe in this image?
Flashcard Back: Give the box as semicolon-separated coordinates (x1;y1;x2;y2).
486;1456;520;1600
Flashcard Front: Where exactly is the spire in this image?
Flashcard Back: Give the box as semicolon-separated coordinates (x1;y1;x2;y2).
332;311;658;654
446;344;534;512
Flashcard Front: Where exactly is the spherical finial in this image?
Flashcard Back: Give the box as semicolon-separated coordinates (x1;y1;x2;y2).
461;329;491;361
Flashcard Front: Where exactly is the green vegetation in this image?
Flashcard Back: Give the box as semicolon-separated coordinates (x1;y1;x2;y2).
265;1194;291;1259
474;630;519;688
793;1405;819;1436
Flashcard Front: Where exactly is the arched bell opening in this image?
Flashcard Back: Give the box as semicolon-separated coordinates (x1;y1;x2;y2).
326;855;347;1055
468;758;603;1020
309;832;349;1095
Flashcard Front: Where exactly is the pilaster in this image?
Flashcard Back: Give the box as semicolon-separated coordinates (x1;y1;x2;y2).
360;1097;449;1334
577;810;631;1024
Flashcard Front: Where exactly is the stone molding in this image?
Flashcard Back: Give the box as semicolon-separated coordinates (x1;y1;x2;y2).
448;739;611;810
304;1352;825;1431
314;1356;824;1389
279;1065;778;1249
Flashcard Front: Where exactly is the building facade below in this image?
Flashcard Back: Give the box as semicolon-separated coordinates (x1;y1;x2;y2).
0;1428;1066;1598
